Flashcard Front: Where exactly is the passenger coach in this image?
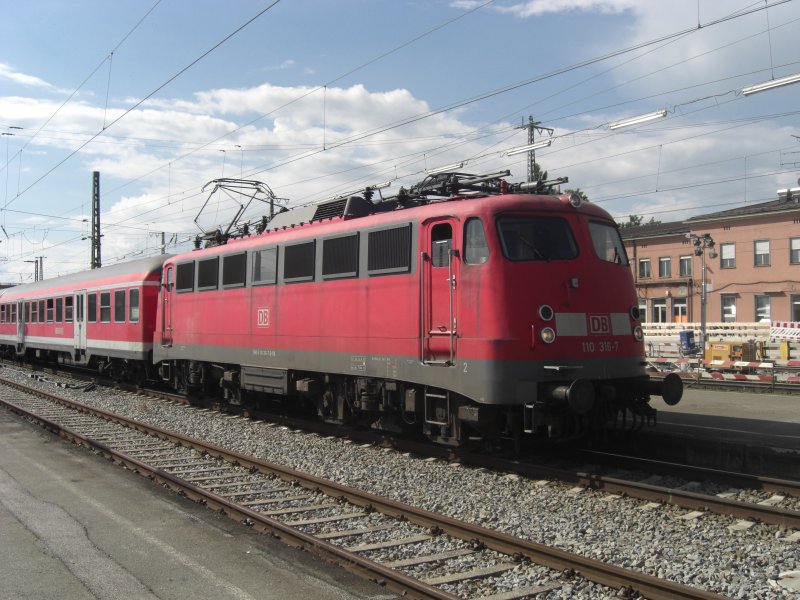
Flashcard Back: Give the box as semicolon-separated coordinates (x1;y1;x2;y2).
0;256;166;380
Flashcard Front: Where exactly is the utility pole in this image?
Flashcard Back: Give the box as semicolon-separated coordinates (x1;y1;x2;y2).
38;256;44;281
515;116;554;183
91;171;102;269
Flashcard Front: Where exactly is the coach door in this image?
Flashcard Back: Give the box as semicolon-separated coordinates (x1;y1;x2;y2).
16;300;24;350
73;290;87;357
421;219;459;366
161;266;173;347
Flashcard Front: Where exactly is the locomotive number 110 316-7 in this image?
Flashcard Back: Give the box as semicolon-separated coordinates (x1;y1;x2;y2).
581;340;619;353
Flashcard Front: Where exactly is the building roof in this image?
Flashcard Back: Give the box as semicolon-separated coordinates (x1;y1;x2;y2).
619;221;690;241
685;196;800;223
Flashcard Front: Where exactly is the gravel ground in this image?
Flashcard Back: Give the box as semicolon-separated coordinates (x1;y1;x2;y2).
3;368;798;599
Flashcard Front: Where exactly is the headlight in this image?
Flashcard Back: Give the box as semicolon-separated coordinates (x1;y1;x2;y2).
541;327;556;344
633;326;644;341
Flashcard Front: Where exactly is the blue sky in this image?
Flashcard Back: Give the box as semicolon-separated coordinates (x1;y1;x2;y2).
1;0;799;281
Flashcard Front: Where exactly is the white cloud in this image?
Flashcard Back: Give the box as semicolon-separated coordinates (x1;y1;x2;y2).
450;0;637;17
0;63;53;89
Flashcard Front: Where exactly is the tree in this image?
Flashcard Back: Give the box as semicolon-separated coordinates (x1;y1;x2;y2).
619;214;661;228
564;188;588;202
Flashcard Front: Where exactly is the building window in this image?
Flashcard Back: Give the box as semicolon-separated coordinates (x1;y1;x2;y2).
790;237;800;264
755;295;770;323
658;257;671;278
652;298;667;323
721;294;736;322
638;301;648;323
638;258;651;279
792;295;800;321
720;243;735;269
672;297;687;323
754;240;770;266
679;255;692;277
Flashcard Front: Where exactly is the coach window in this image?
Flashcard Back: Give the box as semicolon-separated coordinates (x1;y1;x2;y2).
129;289;140;322
176;261;195;293
10;304;16;324
39;300;45;323
25;302;31;323
31;301;37;323
252;247;278;285
197;257;219;291
46;298;54;322
0;304;4;323
222;252;247;289
100;292;111;323
367;224;412;276
88;293;97;322
283;241;315;283
464;219;489;265
322;234;359;279
56;298;63;323
114;290;126;323
65;296;73;322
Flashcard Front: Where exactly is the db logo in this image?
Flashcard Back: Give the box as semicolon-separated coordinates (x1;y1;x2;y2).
588;314;611;335
257;308;270;328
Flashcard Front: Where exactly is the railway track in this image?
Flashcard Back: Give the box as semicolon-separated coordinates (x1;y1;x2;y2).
9;362;800;529
0;375;733;600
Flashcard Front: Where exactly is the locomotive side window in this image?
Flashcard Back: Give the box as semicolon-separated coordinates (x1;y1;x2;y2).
88;293;97;322
367;224;412;275
252;247;278;285
464;219;490;265
588;221;629;265
283;241;315;283
65;297;73;322
129;289;140;322
222;252;247;288
100;292;111;323
197;257;219;291
497;217;577;261
114;290;126;322
56;298;63;323
176;261;195;293
322;234;358;279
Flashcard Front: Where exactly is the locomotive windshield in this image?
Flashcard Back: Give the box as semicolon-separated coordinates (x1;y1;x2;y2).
497;217;578;261
588;221;629;265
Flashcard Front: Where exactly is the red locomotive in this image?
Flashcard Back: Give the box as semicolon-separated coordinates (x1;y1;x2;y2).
0;171;681;445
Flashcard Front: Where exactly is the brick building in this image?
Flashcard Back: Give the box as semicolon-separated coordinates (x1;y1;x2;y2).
620;191;800;324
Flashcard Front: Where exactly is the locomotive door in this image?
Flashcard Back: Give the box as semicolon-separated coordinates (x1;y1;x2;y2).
422;219;459;365
161;266;173;347
73;290;87;357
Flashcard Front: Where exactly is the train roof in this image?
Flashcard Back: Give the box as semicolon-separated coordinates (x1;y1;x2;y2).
181;171;614;260
0;255;170;300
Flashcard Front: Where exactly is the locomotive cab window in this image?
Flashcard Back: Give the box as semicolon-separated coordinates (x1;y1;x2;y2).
252;247;278;286
176;261;195;293
497;216;578;261
100;292;111;323
464;218;489;265
114;290;126;323
222;252;247;289
588;221;629;265
197;257;219;291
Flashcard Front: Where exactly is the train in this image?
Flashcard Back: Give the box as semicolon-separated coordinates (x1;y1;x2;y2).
0;170;681;446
